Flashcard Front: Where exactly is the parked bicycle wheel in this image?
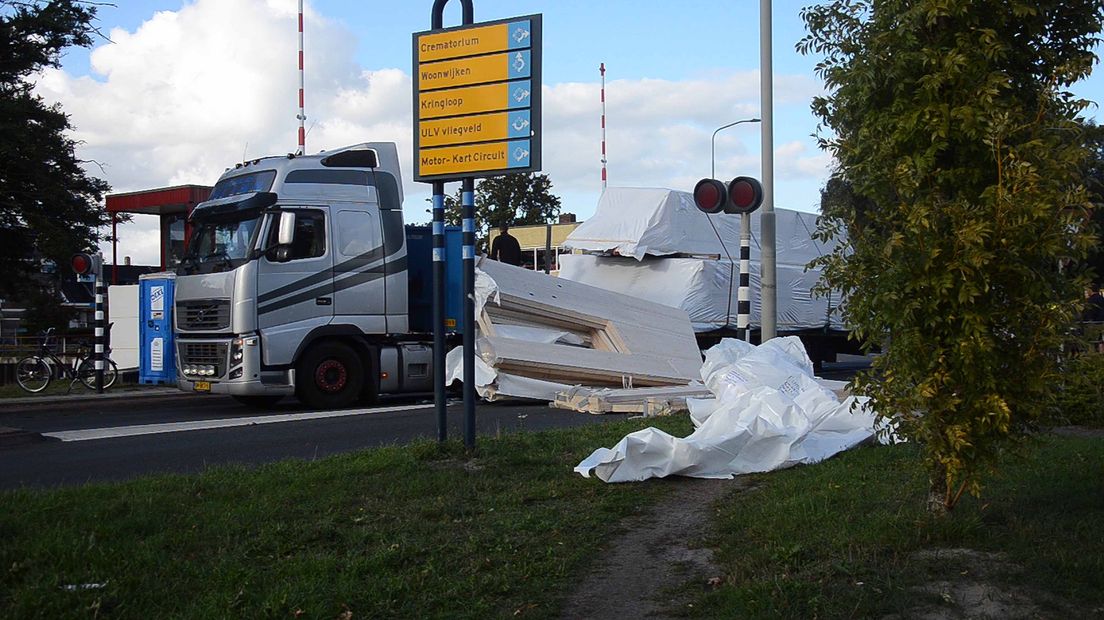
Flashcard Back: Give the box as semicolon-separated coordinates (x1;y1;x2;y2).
16;357;52;393
77;358;119;390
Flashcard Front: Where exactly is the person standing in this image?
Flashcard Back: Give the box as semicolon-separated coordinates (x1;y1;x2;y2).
489;222;522;266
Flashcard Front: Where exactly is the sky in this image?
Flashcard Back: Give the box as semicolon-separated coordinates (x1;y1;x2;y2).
33;0;1104;266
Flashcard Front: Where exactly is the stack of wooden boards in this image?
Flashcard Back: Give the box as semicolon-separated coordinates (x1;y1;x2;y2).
475;259;704;400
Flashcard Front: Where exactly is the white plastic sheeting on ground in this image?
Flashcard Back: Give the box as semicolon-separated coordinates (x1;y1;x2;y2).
559;187;845;332
574;337;877;482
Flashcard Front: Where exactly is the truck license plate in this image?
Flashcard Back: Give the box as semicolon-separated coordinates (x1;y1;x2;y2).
193;381;211;392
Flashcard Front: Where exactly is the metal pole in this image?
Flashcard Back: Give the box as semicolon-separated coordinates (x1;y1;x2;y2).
111;214;118;285
461;179;476;450
760;0;776;341
600;62;607;190
429;0;476;448
710;118;760;179
296;0;306;155
94;255;105;393
432;182;446;443
544;223;552;274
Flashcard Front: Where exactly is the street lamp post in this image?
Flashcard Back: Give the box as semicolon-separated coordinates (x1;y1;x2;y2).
711;118;761;179
711;117;761;342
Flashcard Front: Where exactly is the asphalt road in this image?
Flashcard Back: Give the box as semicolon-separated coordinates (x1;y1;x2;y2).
0;357;871;491
0;393;630;490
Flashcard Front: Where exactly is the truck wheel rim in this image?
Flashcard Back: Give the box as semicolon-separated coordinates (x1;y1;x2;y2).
315;360;347;392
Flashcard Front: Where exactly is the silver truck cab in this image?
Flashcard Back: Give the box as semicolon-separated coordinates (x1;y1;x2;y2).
174;143;431;408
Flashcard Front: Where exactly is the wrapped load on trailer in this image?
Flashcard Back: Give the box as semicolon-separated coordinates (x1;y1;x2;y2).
558;187;857;364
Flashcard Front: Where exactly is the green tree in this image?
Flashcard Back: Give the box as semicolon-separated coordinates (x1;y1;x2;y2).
1;1;111;306
800;0;1103;511
1081;121;1104;285
442;173;562;252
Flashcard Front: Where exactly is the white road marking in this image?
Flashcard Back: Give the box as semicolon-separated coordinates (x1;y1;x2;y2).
42;403;436;442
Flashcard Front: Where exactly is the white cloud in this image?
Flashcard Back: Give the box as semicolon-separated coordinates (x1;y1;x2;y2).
33;0;832;264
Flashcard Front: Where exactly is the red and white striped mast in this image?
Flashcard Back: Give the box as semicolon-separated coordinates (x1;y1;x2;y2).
296;0;306;155
600;62;607;190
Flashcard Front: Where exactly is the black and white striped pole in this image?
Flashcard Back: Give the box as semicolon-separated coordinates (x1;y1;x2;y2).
738;217;752;341
693;177;764;341
94;253;106;393
432;181;446;442
72;252;106;392
461;178;476;450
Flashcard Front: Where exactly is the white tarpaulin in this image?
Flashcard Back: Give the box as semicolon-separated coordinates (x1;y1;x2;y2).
560;187;845;332
574;337;877;482
558;254;841;332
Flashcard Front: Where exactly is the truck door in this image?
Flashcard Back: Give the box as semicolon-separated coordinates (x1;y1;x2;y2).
256;207;333;366
332;206;387;333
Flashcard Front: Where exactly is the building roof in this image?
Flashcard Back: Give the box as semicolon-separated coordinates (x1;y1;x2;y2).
106;185;212;216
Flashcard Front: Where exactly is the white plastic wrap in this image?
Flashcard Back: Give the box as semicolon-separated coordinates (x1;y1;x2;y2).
574;337;877;482
560;187;844;332
558;254;843;332
564;187;836;263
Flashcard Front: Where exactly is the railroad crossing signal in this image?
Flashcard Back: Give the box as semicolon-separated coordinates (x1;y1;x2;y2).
693;176;764;215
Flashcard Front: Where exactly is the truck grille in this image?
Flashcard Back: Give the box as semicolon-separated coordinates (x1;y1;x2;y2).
178;342;228;377
177;299;230;331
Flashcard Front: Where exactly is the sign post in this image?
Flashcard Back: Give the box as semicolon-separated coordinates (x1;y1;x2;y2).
415;3;542;450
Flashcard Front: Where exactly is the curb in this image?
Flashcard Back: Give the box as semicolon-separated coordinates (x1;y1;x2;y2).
0;387;183;408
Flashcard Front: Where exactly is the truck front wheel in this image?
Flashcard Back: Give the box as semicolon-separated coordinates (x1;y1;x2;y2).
296;341;364;409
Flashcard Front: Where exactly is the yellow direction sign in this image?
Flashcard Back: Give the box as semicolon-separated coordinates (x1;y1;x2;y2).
418;80;532;120
418;140;532;177
419;110;532;148
417;19;529;63
413;14;541;182
418;50;531;91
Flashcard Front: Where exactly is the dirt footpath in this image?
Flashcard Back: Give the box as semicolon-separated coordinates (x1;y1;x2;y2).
560;477;749;619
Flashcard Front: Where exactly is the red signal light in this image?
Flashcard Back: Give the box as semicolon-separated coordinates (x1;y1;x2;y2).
725;176;764;214
71;252;94;275
693;178;728;214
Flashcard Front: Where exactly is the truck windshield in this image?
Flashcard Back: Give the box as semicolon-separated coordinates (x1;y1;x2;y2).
178;210;262;275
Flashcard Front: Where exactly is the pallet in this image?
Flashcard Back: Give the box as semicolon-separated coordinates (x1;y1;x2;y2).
551;384;714;416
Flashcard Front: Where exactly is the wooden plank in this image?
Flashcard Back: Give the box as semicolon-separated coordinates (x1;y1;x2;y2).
488;336;698;385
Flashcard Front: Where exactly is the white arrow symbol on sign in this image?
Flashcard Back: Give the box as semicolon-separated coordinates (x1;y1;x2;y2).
513;147;529;162
513;88;530;103
513;52;526;73
512;27;530;43
512;117;530;132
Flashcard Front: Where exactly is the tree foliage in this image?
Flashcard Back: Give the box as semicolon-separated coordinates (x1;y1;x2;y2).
1081;121;1104;285
800;0;1104;510
0;0;110;301
442;173;562;252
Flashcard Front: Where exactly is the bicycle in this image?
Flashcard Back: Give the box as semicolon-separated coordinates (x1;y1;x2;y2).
15;328;119;393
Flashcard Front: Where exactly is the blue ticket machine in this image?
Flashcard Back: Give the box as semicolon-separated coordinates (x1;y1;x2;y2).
138;273;176;384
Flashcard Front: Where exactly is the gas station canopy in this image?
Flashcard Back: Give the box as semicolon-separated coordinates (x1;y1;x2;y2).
105;185;212;277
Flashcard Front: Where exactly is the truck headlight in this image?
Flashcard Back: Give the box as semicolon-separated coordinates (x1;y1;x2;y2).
231;338;246;366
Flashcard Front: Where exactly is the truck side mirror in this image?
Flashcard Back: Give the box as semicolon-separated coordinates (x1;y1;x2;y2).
265;211;297;263
277;211;296;245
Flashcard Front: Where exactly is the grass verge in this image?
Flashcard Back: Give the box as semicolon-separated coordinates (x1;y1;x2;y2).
0;415;692;619
689;435;1104;618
